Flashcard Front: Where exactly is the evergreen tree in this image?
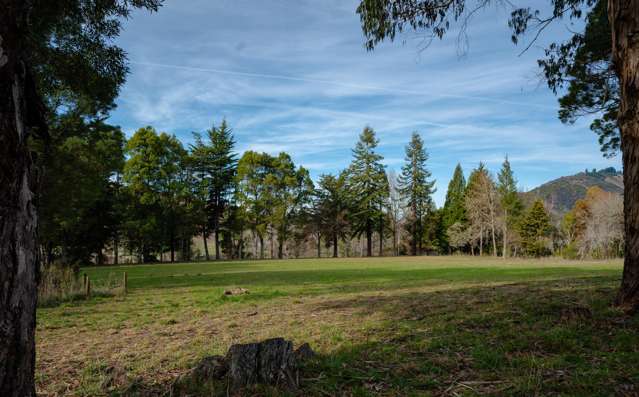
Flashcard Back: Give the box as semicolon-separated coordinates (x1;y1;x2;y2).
497;156;523;258
442;164;466;231
519;200;553;257
398;132;435;255
346;126;388;257
190;119;237;260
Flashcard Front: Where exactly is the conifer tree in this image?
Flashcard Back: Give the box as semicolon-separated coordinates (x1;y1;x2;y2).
398;132;435;255
347;126;388;257
497;156;523;258
519;200;553;257
443;164;467;230
190;119;237;260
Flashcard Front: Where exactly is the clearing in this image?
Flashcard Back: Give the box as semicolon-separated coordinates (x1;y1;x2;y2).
36;256;639;396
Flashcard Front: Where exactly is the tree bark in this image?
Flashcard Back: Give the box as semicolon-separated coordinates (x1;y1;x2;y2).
170;232;175;263
0;3;42;394
610;0;639;313
333;233;338;258
259;234;264;259
317;233;321;258
502;208;508;259
366;219;372;257
113;235;119;265
202;227;210;261
378;213;383;257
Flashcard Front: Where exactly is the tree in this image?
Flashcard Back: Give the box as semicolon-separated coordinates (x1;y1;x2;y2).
539;0;618;158
357;0;639;312
236;151;273;259
316;173;351;258
398;132;435;255
346;126;388;257
0;1;161;393
190;119;237;260
442;163;467;238
38;115;126;266
124;127;189;263
447;222;472;253
387;170;404;256
265;153;314;259
519;200;553;257
465;163;498;256
497;156;523;258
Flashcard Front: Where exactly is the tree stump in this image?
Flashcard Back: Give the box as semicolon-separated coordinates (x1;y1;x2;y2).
172;338;315;395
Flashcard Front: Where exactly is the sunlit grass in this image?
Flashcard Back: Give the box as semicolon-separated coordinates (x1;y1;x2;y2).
36;256;638;396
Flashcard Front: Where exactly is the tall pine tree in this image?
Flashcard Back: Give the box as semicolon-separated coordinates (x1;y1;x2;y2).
442;164;467;251
398;132;435;255
190;119;237;260
497;156;523;258
347;127;388;257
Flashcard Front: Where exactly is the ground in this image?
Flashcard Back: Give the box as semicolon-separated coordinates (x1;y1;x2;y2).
36;256;639;396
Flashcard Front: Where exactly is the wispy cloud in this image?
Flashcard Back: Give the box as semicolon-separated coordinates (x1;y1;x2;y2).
110;0;620;206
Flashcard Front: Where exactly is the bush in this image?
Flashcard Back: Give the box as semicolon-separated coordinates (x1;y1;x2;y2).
38;265;122;307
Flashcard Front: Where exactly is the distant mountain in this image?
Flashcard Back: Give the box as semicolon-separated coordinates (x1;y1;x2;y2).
522;167;623;218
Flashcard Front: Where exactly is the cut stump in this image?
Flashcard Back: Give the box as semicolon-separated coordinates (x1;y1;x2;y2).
172;338;315;395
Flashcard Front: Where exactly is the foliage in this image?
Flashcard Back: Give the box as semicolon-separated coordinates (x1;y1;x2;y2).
38;114;125;265
190;119;237;259
316;173;351;256
123;126;191;262
442;163;467;236
346;127;389;255
519;200;553;257
28;0;162;118
538;0;618;157
497;156;524;256
398;132;435;255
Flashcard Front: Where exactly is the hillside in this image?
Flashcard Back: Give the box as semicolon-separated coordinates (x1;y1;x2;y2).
522;167;623;217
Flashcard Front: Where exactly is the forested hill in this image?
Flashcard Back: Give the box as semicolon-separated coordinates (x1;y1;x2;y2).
522;167;623;217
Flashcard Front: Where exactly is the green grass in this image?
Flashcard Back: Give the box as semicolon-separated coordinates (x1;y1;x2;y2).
35;256;639;396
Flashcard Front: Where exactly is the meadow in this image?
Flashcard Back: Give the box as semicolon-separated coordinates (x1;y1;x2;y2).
35;256;639;396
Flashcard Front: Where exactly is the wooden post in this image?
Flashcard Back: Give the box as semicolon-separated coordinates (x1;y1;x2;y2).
123;272;127;294
83;273;87;290
85;276;91;298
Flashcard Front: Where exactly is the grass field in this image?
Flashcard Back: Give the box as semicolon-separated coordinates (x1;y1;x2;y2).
35;256;639;396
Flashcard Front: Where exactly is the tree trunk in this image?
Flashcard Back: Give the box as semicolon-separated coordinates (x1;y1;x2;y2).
214;229;220;261
491;220;497;257
0;3;41;394
479;226;483;256
170;233;175;263
259;234;264;259
113;235;119;265
502;209;508;259
366;219;372;257
202;228;210;261
378;214;383;257
333;233;338;258
610;0;639;313
317;233;321;258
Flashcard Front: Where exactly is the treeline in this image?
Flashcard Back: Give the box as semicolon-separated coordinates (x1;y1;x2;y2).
39;115;623;265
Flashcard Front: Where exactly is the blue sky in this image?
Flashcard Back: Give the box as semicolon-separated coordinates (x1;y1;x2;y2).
109;0;620;206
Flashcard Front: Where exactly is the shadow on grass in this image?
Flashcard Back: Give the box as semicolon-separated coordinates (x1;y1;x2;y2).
101;276;638;396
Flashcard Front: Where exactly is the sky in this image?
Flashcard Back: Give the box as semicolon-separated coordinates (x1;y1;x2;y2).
109;0;620;206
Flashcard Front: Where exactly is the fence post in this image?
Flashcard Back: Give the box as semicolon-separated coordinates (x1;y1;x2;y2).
123;272;127;294
83;273;87;290
85;276;91;298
